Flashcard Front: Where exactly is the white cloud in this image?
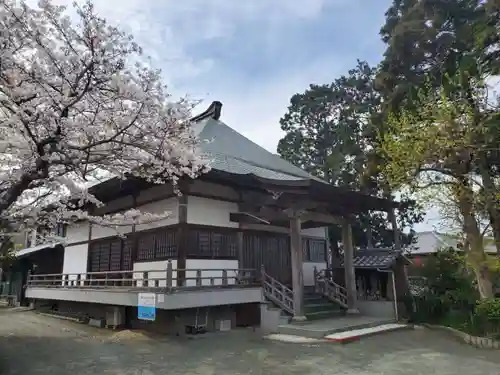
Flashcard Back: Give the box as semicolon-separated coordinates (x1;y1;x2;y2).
25;0;346;152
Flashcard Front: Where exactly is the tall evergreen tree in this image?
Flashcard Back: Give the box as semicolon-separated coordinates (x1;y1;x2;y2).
377;0;500;253
278;61;423;253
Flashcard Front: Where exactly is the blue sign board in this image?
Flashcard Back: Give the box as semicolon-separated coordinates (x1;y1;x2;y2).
138;293;156;321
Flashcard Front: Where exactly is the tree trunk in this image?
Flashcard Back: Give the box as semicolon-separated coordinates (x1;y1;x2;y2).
456;180;494;299
366;223;374;248
383;188;401;250
478;158;500;254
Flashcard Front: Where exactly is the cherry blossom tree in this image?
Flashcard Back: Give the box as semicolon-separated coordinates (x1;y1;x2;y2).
0;0;207;241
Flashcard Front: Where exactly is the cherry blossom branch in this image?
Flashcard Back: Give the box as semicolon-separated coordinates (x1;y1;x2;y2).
0;0;208;232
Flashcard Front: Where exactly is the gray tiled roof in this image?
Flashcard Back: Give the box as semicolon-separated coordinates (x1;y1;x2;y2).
194;118;326;183
338;249;402;269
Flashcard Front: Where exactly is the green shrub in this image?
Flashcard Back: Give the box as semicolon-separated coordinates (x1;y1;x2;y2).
476;298;500;320
404;249;481;326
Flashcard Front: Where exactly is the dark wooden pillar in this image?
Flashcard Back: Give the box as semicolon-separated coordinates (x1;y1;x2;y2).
237;231;244;265
324;226;331;267
130;194;138;265
289;212;306;320
342;220;359;313
177;182;189;286
85;208;94;273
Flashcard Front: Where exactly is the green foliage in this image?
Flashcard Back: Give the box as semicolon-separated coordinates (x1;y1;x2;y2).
420;249;478;305
408;249;500;337
277;60;423;250
407;249;477;323
378;0;500;257
378;0;496;112
475;298;500;321
471;298;500;338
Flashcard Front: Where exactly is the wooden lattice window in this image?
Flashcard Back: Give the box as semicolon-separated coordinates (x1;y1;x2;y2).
89;243;101;272
99;242;110;271
88;238;126;272
187;228;237;258
122;237;133;271
137;232;155;261
303;238;326;262
109;240;122;271
136;227;177;261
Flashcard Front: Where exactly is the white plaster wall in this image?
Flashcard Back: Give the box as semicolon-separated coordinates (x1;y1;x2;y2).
133;260;178;287
66;222;89;244
90;197;178;239
55;195;178;287
62;244;88;281
185;259;239;286
132;259;240;287
302;262;327;286
187;196;238;228
135;197;178;232
91;224;133;239
63;223;90;284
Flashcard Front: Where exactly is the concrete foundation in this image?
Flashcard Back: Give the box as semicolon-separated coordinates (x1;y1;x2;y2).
32;300;261;336
357;301;396;320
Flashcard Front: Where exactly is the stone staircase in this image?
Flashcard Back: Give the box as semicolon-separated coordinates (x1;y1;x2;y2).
261;270;404;341
261;269;347;326
303;287;345;320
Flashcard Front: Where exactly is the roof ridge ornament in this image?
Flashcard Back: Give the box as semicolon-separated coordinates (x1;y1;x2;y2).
266;190;283;200
191;101;222;122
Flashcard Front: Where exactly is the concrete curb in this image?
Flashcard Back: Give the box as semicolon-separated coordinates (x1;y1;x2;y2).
422;324;500;349
324;323;412;344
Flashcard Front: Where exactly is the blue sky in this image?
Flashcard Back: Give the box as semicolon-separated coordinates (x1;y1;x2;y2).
43;0;441;231
65;0;393;152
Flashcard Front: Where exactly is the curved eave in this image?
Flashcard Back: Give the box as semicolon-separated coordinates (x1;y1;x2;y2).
206;169;398;213
16;243;63;258
85;168;399;214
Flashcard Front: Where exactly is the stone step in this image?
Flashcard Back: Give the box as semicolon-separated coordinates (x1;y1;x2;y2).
304;295;346;310
305;310;345;321
304;298;327;306
304;303;342;313
303;286;316;294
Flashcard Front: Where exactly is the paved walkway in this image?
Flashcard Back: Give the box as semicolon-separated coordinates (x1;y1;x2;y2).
0;308;499;374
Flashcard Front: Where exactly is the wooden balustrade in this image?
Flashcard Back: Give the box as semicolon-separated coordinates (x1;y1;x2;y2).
27;261;260;291
261;266;295;315
313;267;348;308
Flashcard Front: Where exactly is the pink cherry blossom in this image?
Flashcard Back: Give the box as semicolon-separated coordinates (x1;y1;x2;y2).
0;0;208;238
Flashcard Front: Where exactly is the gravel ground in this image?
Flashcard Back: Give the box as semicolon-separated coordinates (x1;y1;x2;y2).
0;307;499;375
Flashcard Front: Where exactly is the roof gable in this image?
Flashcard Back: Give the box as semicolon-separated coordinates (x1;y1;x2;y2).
336;249;404;269
192;102;325;183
